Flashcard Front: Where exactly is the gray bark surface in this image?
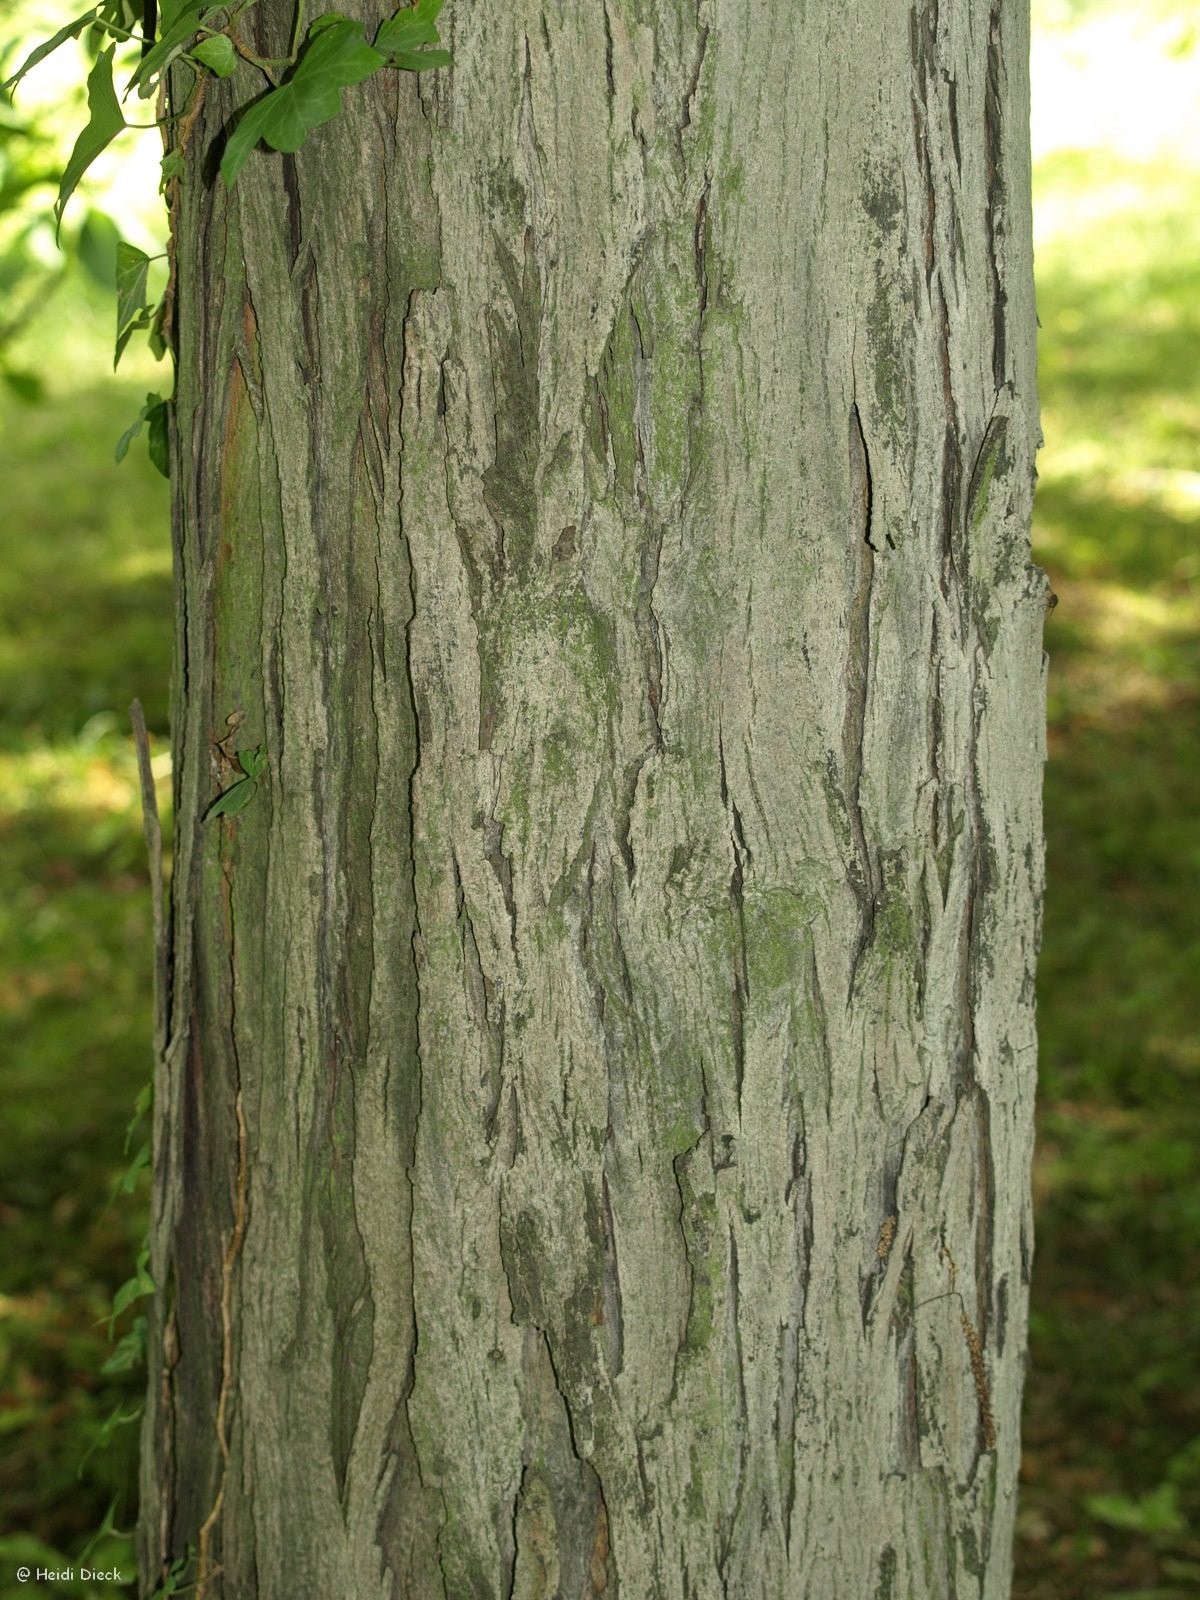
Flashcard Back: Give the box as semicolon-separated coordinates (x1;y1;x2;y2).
140;0;1047;1594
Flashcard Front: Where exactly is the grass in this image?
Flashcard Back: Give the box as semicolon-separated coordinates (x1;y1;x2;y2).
1013;81;1200;1600
0;12;1197;1600
0;273;169;1596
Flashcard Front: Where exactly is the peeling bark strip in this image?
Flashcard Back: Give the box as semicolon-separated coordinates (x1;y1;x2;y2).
141;0;1046;1596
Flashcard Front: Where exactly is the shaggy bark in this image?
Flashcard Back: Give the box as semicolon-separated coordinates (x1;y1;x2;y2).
140;0;1047;1594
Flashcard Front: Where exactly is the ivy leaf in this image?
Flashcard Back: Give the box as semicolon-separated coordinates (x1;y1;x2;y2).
109;1248;154;1334
2;7;100;95
147;398;170;476
101;1316;148;1376
206;775;258;819
124;1081;152;1151
129;0;223;100
375;0;446;55
190;33;237;77
220;19;385;189
160;0;204;23
114;1138;151;1197
159;147;185;195
148;303;168;360
115;240;151;366
55;47;125;235
78;1496;133;1567
115;392;169;477
308;12;352;35
114;395;157;464
77;1402;142;1475
380;44;452;71
375;0;452;72
237;745;268;779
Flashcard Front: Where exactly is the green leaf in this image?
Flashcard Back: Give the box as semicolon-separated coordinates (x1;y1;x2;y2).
160;147;185;191
55;47;125;234
115;240;151;366
130;0;222;100
124;1081;152;1152
375;0;446;56
206;775;258;819
148;303;169;360
78;1497;133;1566
154;1554;191;1598
147;397;170;476
238;744;268;778
160;0;202;24
190;33;237;77
109;1251;154;1334
78;1491;135;1568
101;1316;148;1376
113;313;149;369
115;392;163;463
114;1138;151;1197
220;19;385;189
2;7;100;95
78;1402;142;1474
384;46;452;71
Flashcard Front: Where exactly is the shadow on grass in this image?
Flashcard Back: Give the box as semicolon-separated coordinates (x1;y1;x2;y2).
1018;649;1200;1600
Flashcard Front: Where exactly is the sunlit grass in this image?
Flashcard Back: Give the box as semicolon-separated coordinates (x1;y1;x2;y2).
1017;14;1200;1588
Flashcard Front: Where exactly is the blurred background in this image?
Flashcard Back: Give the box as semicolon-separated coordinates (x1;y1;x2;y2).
0;0;1196;1594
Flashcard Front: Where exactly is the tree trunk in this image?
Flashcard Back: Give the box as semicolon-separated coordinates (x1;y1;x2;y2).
141;0;1047;1594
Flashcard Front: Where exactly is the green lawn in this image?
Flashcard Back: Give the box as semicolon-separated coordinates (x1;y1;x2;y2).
0;11;1197;1599
0;275;169;1594
1015;116;1200;1600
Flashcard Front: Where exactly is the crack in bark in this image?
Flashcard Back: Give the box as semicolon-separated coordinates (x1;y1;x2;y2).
667;1131;707;1406
717;728;750;1116
984;1;1009;389
908;0;945;297
601;0;615;113
776;1311;799;1558
452;845;507;1144
844;405;880;1001
676;22;710;162
715;1227;750;1587
483;810;519;954
395;289;429;1586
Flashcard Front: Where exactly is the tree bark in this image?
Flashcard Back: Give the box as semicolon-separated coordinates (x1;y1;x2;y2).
140;0;1047;1594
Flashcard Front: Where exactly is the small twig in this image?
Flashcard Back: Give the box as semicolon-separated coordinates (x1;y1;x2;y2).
130;699;167;1056
960;1307;997;1451
228;37;282;85
914;1247;997;1453
288;0;306;61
